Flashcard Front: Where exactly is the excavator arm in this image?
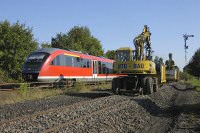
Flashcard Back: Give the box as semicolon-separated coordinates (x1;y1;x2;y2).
133;25;152;61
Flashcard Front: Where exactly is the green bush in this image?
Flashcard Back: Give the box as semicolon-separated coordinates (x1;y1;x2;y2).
20;83;29;97
179;71;193;81
188;78;200;91
0;69;15;83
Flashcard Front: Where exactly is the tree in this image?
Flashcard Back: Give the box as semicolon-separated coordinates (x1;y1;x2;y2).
51;26;104;56
187;48;200;79
105;50;115;59
41;42;51;48
154;56;159;65
0;20;38;80
51;33;68;49
154;56;163;72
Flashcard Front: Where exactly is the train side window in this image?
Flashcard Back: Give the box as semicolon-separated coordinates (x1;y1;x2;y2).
101;62;112;74
73;57;81;67
81;58;87;68
50;59;56;65
98;61;101;74
59;55;66;66
102;62;106;74
50;55;60;66
80;58;91;68
81;58;85;68
65;56;73;66
106;62;109;74
87;59;91;68
56;56;60;65
109;62;113;74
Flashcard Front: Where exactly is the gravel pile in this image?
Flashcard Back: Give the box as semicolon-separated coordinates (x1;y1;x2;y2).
0;95;129;132
0;95;87;121
58;99;151;133
0;91;111;121
0;83;199;133
56;85;180;133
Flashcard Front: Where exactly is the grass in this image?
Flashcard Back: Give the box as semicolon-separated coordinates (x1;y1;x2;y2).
188;78;200;92
0;88;65;105
0;82;111;105
24;88;65;100
66;82;111;93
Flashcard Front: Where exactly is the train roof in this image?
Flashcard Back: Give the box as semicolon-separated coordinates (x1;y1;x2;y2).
34;48;114;62
35;48;59;54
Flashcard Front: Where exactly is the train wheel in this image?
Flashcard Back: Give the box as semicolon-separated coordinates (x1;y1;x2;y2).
146;77;153;94
67;80;73;87
72;79;76;86
58;79;65;88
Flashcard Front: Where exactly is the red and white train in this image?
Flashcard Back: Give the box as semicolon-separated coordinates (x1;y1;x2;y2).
22;48;117;84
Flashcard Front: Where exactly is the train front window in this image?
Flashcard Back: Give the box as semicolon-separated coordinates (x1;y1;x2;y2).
27;53;49;62
116;50;130;61
23;52;50;70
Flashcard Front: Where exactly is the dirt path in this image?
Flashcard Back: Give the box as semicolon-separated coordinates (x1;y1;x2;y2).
169;83;200;133
141;83;200;133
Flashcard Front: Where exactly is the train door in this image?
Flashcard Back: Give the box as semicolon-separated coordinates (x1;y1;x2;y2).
92;60;98;78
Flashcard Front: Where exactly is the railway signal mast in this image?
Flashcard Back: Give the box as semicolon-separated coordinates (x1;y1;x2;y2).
183;34;194;65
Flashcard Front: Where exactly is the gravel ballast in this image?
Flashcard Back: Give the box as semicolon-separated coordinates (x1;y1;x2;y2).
0;83;199;133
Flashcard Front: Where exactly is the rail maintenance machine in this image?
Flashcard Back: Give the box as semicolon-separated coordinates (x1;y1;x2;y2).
112;25;166;95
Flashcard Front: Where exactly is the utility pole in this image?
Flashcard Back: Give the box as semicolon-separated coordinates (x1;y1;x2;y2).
183;34;194;65
183;34;194;81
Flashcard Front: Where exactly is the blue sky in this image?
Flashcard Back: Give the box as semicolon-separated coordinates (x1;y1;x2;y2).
1;0;200;70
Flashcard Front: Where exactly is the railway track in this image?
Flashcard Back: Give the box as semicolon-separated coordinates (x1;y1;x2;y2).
0;95;129;132
0;81;111;91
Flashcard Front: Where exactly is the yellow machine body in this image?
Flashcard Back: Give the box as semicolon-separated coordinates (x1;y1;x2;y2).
160;64;167;83
166;67;179;82
112;26;166;95
114;47;166;82
114;60;156;74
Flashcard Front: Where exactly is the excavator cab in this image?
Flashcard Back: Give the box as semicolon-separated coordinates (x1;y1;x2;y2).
114;47;156;74
115;47;134;62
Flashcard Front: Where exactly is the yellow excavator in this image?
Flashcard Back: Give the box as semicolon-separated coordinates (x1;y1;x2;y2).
165;53;179;82
112;25;166;95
